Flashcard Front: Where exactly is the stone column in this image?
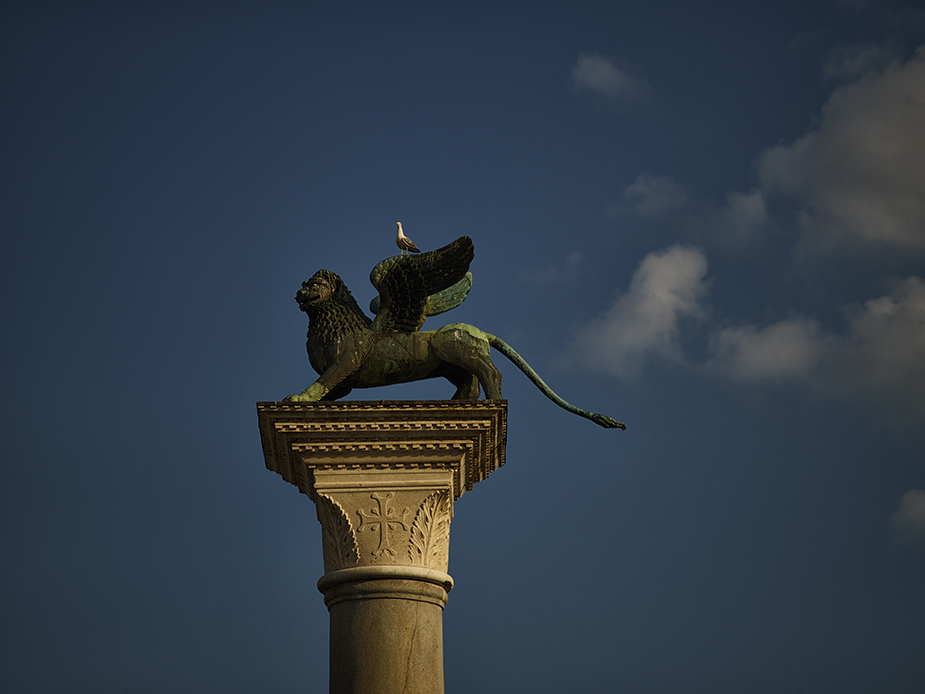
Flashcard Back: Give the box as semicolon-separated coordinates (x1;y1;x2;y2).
257;400;507;694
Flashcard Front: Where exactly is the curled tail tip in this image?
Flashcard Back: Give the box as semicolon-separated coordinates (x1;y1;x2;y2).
486;333;625;430
591;413;626;430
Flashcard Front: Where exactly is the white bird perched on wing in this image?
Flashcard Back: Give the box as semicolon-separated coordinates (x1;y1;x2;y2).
395;222;421;255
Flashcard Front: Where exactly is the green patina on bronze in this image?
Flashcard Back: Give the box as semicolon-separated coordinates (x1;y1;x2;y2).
283;236;624;429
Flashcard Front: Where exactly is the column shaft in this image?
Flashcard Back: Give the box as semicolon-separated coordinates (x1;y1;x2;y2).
323;576;449;694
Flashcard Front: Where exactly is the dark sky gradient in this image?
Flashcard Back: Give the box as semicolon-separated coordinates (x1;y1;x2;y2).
3;2;924;692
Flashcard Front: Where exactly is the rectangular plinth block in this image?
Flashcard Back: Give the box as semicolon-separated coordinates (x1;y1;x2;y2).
256;400;507;502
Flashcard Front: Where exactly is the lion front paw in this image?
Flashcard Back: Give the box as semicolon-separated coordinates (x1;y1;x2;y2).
282;382;330;402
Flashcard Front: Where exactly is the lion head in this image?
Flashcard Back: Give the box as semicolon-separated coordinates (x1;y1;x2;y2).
296;270;372;340
296;269;339;311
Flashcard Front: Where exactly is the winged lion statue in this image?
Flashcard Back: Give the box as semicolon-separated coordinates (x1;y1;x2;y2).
283;235;624;429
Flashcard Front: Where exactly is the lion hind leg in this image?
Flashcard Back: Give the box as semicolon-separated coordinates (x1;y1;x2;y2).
446;370;480;400
433;324;503;400
474;354;502;399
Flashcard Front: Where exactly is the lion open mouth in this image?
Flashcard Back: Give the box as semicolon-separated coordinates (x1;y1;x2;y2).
295;282;323;310
295;293;313;311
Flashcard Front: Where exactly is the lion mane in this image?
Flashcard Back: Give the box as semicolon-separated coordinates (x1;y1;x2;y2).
302;269;371;344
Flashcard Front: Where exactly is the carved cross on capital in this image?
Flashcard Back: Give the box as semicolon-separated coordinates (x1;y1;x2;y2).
357;492;411;558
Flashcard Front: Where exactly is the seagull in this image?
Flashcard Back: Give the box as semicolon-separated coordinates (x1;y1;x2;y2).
395;222;421;255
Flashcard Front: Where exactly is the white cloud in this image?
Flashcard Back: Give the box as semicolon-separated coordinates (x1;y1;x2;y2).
707;276;925;422
823;42;896;80
584;45;925;421
620;176;768;247
891;489;925;544
570;245;708;378
708;317;827;382
831;276;925;414
706;189;771;247
623;174;689;216
619;48;925;254
757;47;925;255
571;52;651;103
570;237;925;420
521;250;584;284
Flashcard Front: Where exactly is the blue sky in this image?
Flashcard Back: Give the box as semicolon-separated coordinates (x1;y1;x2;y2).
2;1;924;692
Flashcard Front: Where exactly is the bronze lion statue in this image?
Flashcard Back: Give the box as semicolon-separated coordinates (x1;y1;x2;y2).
283;236;624;429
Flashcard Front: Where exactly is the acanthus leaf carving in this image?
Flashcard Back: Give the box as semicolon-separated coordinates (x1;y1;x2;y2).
316;493;359;572
408;490;451;571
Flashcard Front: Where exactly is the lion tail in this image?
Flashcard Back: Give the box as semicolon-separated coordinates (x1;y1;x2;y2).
485;333;625;430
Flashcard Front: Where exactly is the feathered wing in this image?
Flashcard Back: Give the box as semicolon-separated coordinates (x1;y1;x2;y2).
369;236;475;333
369;272;472;319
